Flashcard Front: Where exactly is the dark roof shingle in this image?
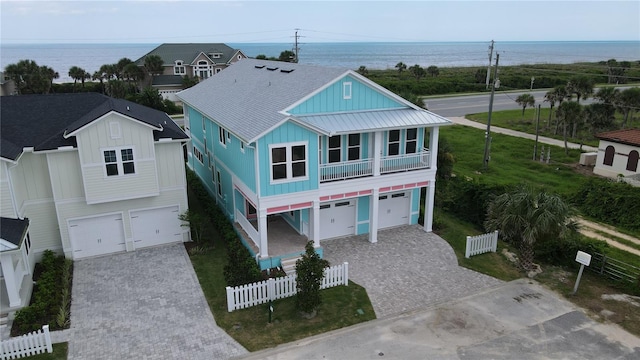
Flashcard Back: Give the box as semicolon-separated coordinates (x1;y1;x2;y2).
0;217;29;247
1;93;188;161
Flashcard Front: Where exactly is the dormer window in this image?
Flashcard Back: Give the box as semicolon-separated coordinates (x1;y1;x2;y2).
174;60;185;75
195;60;212;79
210;53;221;59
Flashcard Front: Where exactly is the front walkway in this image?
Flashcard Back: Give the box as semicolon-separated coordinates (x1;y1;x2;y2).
66;244;247;359
321;225;503;318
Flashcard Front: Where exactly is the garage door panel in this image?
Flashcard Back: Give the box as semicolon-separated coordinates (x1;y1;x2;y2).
320;200;355;239
131;206;182;249
378;192;410;229
68;214;126;259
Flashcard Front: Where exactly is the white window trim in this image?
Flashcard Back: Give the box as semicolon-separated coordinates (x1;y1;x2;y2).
193;146;204;164
102;146;136;178
268;141;309;184
216;170;222;196
219;127;227;147
348;133;361;161
240;142;245;153
343;82;352;100
405;128;418;154
174;60;185;75
388;130;401;156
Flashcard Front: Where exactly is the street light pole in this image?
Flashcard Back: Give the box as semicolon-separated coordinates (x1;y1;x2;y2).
483;53;499;169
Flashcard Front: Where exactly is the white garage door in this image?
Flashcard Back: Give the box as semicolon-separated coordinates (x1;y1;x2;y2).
320;200;355;239
131;205;182;249
378;192;410;229
68;214;126;259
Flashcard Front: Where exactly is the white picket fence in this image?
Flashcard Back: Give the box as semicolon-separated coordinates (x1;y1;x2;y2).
0;325;52;359
465;230;498;258
226;262;349;312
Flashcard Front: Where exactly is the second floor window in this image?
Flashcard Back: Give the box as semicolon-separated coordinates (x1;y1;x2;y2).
270;143;308;182
219;127;228;146
328;136;341;163
104;148;135;176
388;130;400;156
174;61;185;75
406;128;418;153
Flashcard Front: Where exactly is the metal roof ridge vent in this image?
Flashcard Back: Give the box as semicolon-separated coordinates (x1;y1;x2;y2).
280;69;295;73
266;66;279;71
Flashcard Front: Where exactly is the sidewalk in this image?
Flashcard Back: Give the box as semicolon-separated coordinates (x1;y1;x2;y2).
448;117;598;152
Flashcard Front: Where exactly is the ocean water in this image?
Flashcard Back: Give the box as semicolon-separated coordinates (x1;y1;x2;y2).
2;41;638;83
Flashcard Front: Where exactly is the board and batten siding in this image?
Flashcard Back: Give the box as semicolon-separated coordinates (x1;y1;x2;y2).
258;120;319;197
289;75;404;115
154;142;187;189
21;200;61;252
0;161;17;217
75;113;159;204
46;151;85;201
56;188;188;257
7;152;54;209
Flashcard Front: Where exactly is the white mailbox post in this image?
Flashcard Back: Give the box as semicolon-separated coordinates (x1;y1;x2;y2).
572;251;592;295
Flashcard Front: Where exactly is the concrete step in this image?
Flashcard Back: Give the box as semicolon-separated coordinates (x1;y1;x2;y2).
0;313;9;326
281;256;302;276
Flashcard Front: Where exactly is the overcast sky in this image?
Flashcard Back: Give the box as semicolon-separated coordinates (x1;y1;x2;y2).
1;0;639;44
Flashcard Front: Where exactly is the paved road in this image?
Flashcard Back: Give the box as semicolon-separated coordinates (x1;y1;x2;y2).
236;279;640;360
425;90;597;118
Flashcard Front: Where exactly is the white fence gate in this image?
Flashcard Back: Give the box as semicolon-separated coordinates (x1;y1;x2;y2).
226;262;349;312
465;231;498;258
0;325;52;359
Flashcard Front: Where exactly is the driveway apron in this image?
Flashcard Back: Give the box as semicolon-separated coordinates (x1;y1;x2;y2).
68;244;247;360
321;225;503;318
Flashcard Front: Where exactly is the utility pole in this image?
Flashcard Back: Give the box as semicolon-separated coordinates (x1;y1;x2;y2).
530;76;535;91
293;29;301;63
533;104;541;160
483;53;499;169
485;40;494;90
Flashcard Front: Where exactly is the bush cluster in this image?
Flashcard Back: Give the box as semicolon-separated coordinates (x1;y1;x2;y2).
572;178;640;232
185;168;262;286
534;232;608;267
12;250;73;335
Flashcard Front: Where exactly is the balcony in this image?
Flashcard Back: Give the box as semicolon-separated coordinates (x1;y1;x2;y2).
320;148;431;183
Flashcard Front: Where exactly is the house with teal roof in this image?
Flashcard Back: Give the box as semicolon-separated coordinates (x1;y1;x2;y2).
177;59;451;271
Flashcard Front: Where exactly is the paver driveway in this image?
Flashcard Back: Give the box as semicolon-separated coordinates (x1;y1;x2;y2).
321;225;503;318
68;244;247;360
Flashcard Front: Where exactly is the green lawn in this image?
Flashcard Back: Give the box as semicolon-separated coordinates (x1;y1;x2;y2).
466;108;600;147
441;125;588;196
23;343;67;360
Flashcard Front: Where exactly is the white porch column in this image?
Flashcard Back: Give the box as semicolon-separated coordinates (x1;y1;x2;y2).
258;212;269;258
429;127;440;169
312;201;321;247
373;131;382;176
1;253;21;307
424;181;436;232
369;188;380;243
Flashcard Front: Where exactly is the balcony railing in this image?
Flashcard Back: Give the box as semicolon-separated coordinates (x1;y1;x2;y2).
381;148;431;174
320;158;373;182
319;148;431;183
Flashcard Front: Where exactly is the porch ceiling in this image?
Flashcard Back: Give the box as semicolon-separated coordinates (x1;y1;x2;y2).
294;108;452;135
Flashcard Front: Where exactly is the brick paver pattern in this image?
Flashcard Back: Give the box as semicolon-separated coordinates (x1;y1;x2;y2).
321;225;503;318
67;244;247;360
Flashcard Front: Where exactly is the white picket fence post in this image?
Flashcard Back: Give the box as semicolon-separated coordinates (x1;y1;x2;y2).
225;262;350;312
0;324;53;359
465;230;499;258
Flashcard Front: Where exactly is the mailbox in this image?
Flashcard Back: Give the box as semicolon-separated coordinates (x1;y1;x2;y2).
575;251;591;266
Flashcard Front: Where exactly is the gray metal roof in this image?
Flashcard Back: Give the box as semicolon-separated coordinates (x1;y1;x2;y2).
177;58;452;143
178;59;347;142
134;43;241;66
295;108;452;136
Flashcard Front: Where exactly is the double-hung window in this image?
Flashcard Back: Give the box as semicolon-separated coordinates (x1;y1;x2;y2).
328;136;341;163
348;134;361;161
219;127;228;146
270;142;308;182
388;130;400;156
405;128;418;153
103;147;135;176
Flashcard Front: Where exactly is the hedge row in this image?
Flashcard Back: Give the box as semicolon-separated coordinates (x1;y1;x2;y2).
185;168;262;286
572;178;640;232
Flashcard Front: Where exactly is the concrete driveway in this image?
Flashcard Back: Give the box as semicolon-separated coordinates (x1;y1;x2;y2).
321;225;503;318
67;244;247;360
236;279;640;359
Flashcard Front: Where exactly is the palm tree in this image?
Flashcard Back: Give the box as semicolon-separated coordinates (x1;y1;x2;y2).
556;101;582;154
544;88;559;131
566;76;594;138
615;87;640;128
68;66;89;90
515;94;535;120
550;85;571;134
41;66;59;93
357;66;368;76
426;65;439;77
395;62;407;77
485;186;575;271
408;64;425;81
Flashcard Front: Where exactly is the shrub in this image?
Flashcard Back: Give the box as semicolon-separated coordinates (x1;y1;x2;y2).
535;233;607;267
572;178;640;232
295;242;330;315
436;177;510;228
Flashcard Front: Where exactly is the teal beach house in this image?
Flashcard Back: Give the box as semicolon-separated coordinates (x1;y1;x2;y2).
178;59;451;270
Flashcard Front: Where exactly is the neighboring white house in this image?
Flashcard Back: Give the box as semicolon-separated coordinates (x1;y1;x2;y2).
593;129;640;183
1;93;190;314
